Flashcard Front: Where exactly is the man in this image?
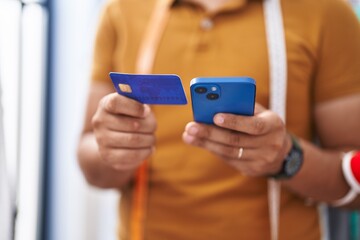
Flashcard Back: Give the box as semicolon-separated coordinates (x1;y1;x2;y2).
77;0;360;239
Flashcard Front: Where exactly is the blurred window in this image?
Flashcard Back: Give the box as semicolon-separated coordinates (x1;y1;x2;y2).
0;0;49;240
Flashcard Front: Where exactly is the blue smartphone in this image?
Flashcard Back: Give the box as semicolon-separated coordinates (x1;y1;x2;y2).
109;72;187;105
190;77;256;124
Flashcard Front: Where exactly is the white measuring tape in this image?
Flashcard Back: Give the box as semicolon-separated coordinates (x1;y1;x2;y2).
263;0;287;239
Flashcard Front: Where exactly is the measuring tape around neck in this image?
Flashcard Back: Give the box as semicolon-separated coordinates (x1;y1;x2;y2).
131;1;173;240
263;0;288;239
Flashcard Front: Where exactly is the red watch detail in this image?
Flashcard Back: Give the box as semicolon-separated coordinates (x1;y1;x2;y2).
350;152;360;184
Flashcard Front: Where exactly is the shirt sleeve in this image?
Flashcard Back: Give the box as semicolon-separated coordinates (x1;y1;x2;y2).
314;0;360;103
90;1;117;83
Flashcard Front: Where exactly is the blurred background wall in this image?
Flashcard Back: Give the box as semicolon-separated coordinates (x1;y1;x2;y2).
0;0;118;239
48;0;119;239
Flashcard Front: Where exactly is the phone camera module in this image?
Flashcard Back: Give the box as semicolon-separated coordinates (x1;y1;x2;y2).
195;87;207;94
206;93;219;100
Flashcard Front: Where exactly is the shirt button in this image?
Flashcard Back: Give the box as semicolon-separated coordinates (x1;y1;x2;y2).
200;18;213;30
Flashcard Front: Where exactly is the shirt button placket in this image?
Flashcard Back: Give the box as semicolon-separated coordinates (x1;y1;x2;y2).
200;17;214;31
197;17;213;51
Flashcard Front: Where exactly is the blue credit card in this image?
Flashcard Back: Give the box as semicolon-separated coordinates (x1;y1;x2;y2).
109;72;187;105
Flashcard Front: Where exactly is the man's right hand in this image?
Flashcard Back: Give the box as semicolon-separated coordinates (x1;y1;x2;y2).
92;92;157;171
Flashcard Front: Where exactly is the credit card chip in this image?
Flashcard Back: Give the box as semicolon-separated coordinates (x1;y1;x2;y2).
119;83;132;93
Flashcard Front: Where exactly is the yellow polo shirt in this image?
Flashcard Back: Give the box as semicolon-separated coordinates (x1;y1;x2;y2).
91;0;360;239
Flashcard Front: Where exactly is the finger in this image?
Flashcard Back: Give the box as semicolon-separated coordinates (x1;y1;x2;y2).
93;112;157;134
100;147;153;167
183;132;253;160
227;157;281;176
185;122;259;148
111;154;148;170
185;122;282;148
102;93;151;118
96;131;156;149
213;110;283;135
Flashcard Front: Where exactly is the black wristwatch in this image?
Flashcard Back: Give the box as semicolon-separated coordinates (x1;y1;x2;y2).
271;135;304;179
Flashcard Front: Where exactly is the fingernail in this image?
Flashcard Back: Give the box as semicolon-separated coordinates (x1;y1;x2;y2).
183;133;195;143
103;96;111;110
188;126;198;135
214;115;224;124
143;104;151;117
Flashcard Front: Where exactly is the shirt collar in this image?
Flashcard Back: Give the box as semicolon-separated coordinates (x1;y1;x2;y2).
171;0;248;16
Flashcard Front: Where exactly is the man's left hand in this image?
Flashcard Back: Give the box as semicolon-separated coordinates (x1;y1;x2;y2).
183;104;292;177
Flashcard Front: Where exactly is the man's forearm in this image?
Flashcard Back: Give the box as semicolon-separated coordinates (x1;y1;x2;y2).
77;133;136;189
283;139;360;208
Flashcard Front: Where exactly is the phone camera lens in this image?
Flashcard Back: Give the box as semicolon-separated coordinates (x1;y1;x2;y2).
195;87;207;94
206;93;219;100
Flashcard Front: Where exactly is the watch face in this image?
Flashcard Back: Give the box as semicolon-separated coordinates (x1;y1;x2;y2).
271;135;304;179
285;151;303;175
